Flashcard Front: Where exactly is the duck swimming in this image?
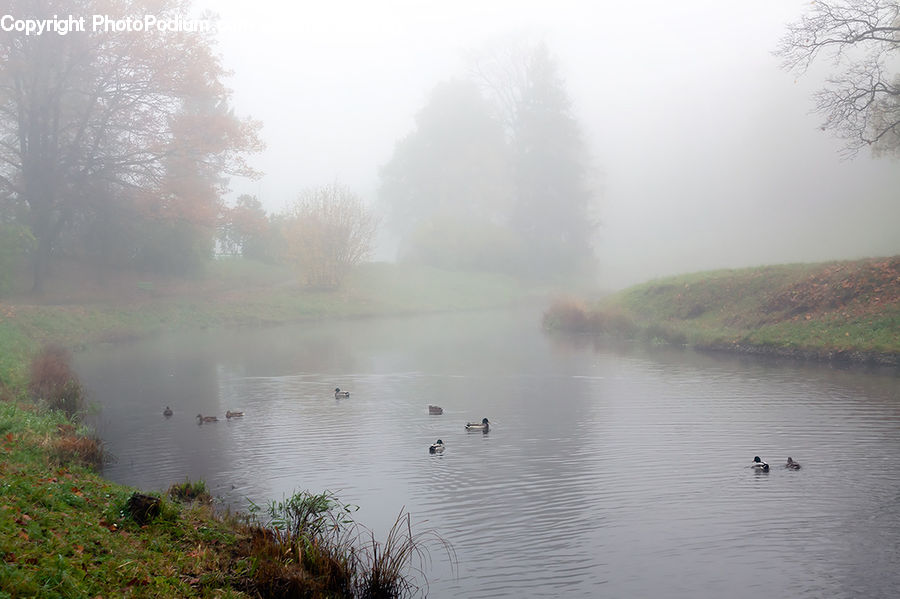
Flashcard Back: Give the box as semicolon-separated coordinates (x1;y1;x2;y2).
751;456;769;472
226;410;244;418
197;414;218;423
429;439;445;454
163;406;173;417
465;417;490;432
334;387;350;399
785;457;801;470
428;405;443;415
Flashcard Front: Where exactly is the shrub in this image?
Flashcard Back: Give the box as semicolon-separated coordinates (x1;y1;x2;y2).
28;345;85;418
542;297;592;332
284;183;379;289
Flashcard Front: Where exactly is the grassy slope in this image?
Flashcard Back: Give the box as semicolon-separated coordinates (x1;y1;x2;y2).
547;257;899;362
0;259;527;598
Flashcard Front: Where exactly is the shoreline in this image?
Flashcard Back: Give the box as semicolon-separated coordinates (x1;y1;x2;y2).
694;342;900;369
542;256;899;370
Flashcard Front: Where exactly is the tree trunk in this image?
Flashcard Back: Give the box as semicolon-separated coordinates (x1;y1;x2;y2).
30;234;51;295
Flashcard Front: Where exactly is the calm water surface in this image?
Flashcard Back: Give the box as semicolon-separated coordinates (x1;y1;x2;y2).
75;310;900;598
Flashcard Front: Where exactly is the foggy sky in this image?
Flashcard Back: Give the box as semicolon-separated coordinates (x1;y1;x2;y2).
195;0;900;289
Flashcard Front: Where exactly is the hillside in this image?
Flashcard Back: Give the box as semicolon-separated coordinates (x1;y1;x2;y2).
544;257;900;365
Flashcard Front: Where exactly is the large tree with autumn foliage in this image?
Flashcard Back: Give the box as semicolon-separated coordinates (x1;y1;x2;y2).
0;0;262;291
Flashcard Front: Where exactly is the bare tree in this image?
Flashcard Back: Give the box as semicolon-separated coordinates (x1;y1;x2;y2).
777;0;900;156
467;36;535;134
285;183;378;289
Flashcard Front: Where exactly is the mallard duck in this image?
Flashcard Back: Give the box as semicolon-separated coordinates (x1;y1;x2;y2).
226;410;244;419
785;457;801;470
163;406;173;417
334;387;350;399
429;439;445;454
751;456;769;472
428;405;443;415
196;414;218;423
465;417;490;432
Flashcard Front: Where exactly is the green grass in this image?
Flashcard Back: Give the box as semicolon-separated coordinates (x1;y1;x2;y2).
0;322;32;392
0;402;245;598
544;257;900;362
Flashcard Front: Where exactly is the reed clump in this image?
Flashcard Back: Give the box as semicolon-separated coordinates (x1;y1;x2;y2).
239;490;455;598
356;511;455;598
543;296;637;338
48;429;105;470
168;478;214;504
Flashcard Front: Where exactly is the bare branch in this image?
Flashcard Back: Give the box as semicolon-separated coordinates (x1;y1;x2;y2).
777;0;900;157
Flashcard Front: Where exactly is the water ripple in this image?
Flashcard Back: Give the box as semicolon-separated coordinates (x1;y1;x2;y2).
77;312;900;598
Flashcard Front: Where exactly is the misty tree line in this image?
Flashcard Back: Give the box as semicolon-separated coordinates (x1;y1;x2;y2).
378;41;596;279
222;40;599;284
0;0;596;294
218;185;378;289
0;0;372;293
2;0;898;295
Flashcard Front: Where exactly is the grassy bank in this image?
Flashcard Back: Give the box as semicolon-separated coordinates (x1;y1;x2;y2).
544;257;900;365
1;397;449;597
1;401;249;597
1;259;521;597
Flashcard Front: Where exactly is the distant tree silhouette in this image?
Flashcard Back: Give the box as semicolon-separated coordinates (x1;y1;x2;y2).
381;43;598;279
379;79;512;241
509;43;596;278
219;195;270;259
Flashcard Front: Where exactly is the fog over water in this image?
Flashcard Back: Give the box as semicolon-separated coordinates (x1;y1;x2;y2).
194;0;900;289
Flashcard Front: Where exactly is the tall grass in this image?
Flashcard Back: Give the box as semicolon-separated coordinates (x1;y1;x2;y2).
47;426;105;470
356;510;457;598
245;490;456;598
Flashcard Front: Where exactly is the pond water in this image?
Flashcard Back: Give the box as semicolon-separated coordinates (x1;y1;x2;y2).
75;309;900;598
